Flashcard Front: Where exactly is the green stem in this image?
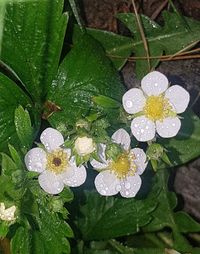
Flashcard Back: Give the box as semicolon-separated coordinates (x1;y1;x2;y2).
108;239;127;253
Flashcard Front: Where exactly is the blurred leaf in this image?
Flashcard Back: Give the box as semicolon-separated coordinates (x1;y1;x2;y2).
174;212;200;233
160;111;200;167
143;169;197;252
0;222;9;238
77;190;157;240
11;227;30;254
31;231;46;254
1;0;68;102
47;34;125;130
15;105;34;153
0;73;32;152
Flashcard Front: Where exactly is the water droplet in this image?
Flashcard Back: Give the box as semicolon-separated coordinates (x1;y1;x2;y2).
115;184;121;191
126;100;133;108
125;182;131;189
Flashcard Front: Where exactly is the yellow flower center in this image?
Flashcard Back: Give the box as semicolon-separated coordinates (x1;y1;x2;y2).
110;152;137;179
144;95;174;121
46;149;68;174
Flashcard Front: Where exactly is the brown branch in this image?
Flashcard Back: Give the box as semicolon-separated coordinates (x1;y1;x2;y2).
151;0;169;20
108;48;200;62
131;0;151;71
168;40;199;60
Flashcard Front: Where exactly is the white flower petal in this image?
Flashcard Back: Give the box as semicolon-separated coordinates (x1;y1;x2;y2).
90;159;108;169
98;143;106;161
94;170;120;196
25;147;47;173
90;144;108;169
141;71;168;96
131;148;147;175
40;127;64;152
122;88;146;114
120;174;142;198
165;85;190;113
112;128;131;151
38;170;64;194
62;165;86;187
131;116;156;142
156;117;181;138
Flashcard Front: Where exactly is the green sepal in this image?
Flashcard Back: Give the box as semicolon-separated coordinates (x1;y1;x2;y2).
92;95;121;109
105;143;123;161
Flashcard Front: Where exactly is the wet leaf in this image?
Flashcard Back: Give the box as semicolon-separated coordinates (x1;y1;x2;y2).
1;0;68;102
160;111;200;167
77;190;157;240
0;73;32;152
47;33;125;130
86;12;200;78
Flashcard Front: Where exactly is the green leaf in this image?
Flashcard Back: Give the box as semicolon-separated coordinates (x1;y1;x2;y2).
87;12;200;78
14;105;34;152
0;73;32;152
31;231;46;254
119;11;200;75
0;221;9;238
1;152;17;176
93;95;121;109
1;0;68;102
160;111;200;167
77;190;157;240
47;33;125;130
36;201;71;254
174;212;200;233
73;26;133;70
143;169;197;252
8;144;23;169
11;227;30;254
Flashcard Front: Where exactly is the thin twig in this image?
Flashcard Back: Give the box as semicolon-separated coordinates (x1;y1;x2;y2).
108;53;200;62
108;47;200;60
162;54;200;61
131;0;151;71
168;40;199;60
189;91;200;110
151;0;169;20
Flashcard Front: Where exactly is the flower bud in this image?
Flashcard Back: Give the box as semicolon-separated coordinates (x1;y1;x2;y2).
146;143;164;161
75;137;95;156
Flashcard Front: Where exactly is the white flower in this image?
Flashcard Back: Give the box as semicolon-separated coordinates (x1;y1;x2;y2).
25;128;87;195
91;129;147;198
0;203;16;222
74;136;95;156
122;71;190;142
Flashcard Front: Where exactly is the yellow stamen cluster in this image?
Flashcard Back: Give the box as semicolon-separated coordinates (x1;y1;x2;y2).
144;95;175;121
110;152;137;179
46;149;68;174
